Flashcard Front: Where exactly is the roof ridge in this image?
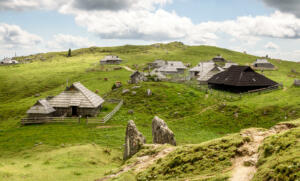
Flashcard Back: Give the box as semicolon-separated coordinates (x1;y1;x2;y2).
73;82;99;107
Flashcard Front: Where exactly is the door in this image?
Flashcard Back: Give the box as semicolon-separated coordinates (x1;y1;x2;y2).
72;106;78;116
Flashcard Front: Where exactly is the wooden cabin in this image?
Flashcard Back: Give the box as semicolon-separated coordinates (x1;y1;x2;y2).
294;79;300;87
100;55;122;65
208;66;278;92
27;99;55;118
252;59;275;69
156;61;187;75
47;82;105;117
212;55;227;63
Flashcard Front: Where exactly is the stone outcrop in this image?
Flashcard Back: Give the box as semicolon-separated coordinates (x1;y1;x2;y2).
123;120;146;160
152;116;176;146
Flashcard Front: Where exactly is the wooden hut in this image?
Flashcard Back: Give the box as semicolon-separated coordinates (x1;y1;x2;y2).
212;55;227;63
48;82;104;117
208;66;278;92
100;55;122;65
252;59;275;69
129;71;145;84
294;79;300;87
26;99;55;118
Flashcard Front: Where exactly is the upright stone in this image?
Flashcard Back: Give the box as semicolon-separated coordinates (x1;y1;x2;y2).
152;116;176;146
123;120;146;160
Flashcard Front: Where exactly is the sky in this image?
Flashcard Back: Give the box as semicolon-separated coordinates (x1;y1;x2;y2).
1;0;300;62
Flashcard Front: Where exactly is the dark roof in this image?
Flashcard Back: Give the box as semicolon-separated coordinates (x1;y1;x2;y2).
208;66;278;87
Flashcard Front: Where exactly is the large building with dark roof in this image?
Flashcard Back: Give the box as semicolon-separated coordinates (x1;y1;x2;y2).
208;66;278;92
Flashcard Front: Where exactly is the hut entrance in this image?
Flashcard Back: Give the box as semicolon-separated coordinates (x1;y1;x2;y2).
72;106;78;116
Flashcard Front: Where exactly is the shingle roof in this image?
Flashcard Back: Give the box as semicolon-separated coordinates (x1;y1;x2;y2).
254;59;270;64
27;99;55;114
208;66;278;87
101;55;122;61
48;82;104;108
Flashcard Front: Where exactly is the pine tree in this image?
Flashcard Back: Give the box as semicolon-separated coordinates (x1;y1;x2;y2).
67;48;72;57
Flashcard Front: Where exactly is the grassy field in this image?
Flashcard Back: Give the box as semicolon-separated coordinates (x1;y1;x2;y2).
0;42;299;180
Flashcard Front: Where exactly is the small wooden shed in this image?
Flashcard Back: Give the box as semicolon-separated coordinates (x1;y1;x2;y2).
26;99;55;118
294;79;300;87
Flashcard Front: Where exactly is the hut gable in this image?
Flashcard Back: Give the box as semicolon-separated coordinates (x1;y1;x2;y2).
27;99;55;114
208;66;278;92
48;82;104;108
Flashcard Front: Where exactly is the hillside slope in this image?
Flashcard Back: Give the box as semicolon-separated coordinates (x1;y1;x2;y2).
0;42;299;181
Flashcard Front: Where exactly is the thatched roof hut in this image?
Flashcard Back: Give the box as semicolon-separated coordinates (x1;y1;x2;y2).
27;99;55;118
48;82;104;117
208;66;278;92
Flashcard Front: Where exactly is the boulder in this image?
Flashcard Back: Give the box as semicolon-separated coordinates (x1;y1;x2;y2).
147;89;152;96
123;120;146;160
152;116;176;146
122;89;130;94
131;91;137;95
132;86;141;89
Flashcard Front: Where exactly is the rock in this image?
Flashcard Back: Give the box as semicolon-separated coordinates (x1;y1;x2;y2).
122;89;130;94
132;86;141;89
152;116;176;146
147;89;152;96
131;91;136;95
123;120;146;160
128;110;134;114
34;93;40;97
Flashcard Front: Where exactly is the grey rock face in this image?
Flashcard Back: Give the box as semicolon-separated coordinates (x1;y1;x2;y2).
152;116;176;146
123;120;146;160
122;89;130;94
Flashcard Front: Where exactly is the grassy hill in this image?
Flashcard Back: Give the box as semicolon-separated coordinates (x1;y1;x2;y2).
0;42;299;180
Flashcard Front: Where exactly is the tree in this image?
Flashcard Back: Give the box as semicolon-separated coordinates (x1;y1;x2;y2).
67;48;72;57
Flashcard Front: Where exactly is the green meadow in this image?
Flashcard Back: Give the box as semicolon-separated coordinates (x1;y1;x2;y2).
0;42;299;180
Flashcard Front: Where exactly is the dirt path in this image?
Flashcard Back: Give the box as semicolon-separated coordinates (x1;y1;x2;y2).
230;123;293;181
122;66;135;72
96;145;175;181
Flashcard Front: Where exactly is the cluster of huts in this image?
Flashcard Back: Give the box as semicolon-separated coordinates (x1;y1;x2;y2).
0;58;19;65
27;82;104;119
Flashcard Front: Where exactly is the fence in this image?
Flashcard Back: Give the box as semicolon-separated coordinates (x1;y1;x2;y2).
21;100;124;125
101;100;123;123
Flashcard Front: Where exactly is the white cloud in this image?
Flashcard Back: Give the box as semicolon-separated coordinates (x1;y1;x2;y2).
0;23;42;49
265;42;279;50
47;34;94;50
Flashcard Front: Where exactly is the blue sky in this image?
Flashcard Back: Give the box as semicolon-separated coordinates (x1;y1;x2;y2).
0;0;300;61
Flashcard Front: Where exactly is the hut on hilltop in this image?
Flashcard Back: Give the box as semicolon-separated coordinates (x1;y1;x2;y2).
48;82;104;117
208;66;278;92
212;55;227;63
27;99;55;118
252;59;275;69
100;55;122;65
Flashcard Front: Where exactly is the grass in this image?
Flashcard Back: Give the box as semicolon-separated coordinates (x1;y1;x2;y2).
253;119;300;181
0;42;299;180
